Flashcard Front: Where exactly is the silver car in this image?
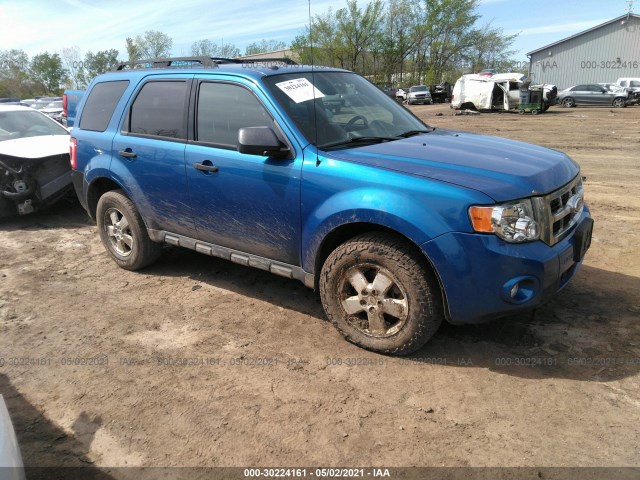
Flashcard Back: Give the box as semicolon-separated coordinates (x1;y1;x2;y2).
406;85;432;105
557;84;627;108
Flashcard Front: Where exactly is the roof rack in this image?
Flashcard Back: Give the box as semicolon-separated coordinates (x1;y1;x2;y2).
115;56;298;71
212;57;299;66
115;56;218;70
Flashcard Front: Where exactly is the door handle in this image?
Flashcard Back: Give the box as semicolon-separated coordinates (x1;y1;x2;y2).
118;149;137;159
194;162;218;173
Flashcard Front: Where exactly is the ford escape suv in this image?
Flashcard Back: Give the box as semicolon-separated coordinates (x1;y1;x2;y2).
69;57;593;355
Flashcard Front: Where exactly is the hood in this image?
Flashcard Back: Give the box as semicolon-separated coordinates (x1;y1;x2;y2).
328;129;579;201
0;134;69;160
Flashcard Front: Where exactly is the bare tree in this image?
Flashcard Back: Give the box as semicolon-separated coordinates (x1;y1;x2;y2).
61;46;86;89
136;30;173;58
191;39;240;58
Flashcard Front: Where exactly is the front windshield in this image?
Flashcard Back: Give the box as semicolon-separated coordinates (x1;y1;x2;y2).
263;71;429;150
410;86;427;92
0;110;69;140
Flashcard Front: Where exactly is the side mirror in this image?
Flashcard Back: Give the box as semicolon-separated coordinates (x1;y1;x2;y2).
238;127;290;158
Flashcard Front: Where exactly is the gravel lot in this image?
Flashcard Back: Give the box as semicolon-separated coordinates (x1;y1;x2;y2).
1;103;639;476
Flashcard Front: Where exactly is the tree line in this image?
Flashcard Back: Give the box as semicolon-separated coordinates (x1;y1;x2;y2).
0;31;287;98
292;0;518;86
1;0;518;97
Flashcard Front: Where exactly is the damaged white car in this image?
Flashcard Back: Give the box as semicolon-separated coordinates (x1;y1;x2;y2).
451;73;557;112
0;105;72;217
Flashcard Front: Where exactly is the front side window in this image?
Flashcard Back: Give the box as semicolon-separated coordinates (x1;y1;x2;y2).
196;82;272;148
128;81;187;139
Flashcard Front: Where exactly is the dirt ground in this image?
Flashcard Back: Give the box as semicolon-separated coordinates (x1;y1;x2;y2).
1;103;639;475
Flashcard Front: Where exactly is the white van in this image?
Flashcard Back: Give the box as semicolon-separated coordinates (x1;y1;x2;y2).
451;73;557;111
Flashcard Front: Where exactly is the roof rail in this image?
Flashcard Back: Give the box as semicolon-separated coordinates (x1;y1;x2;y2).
115;56;299;71
115;56;217;70
212;57;299;66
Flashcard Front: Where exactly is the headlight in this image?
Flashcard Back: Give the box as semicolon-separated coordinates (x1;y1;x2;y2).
469;199;540;243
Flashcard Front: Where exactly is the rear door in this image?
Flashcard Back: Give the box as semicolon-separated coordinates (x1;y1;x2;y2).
589;85;611;105
111;75;196;237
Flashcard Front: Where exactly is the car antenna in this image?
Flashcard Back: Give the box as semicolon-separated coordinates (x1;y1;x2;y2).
308;0;321;166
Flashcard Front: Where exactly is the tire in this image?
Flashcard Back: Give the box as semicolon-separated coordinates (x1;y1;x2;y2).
612;97;626;108
531;109;539;115
319;232;443;355
562;97;575;108
96;189;162;271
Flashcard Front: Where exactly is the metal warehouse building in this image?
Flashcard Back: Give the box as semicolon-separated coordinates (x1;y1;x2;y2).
527;13;640;89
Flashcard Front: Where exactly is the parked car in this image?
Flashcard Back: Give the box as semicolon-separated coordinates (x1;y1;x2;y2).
614;77;640;105
0;396;25;480
396;88;407;101
40;100;64;123
62;89;85;127
0;105;72;217
406;85;432;105
70;58;592;355
32;97;62;110
382;87;398;99
557;84;627;108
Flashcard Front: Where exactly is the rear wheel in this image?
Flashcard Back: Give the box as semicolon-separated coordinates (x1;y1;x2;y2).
96;190;162;270
320;233;443;355
612;97;626;108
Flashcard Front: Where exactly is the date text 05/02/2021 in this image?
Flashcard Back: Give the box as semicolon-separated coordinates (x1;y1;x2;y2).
243;468;391;478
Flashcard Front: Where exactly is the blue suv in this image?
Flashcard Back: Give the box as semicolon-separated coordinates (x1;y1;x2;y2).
69;58;593;355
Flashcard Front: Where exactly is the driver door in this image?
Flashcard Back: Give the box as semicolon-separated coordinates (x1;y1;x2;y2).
185;80;302;265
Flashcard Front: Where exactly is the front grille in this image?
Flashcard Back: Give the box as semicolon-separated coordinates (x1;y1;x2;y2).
533;175;584;246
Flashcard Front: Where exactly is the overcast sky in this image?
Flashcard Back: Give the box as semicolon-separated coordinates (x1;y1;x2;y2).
0;0;632;62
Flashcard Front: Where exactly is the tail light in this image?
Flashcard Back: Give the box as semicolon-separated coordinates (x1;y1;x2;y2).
62;94;68;117
70;137;77;169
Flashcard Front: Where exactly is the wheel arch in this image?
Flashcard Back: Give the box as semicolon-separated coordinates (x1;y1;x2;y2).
86;177;126;221
312;222;450;321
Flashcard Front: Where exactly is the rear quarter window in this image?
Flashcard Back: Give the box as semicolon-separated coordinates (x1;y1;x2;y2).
79;80;129;132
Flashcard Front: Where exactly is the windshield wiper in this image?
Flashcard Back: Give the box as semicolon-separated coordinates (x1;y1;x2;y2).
398;128;435;138
319;136;399;150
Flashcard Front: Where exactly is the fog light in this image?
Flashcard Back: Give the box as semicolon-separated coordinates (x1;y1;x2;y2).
501;276;539;304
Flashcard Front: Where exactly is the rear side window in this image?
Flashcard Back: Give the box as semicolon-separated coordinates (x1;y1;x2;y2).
128;81;188;139
79;80;129;132
630;81;640;88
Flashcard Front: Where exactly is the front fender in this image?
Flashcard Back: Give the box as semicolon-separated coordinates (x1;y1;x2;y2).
301;186;481;273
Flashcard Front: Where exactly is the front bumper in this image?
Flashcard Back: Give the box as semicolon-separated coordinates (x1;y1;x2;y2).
421;209;592;324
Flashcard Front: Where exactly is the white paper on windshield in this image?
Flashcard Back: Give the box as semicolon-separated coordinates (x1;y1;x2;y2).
275;78;325;103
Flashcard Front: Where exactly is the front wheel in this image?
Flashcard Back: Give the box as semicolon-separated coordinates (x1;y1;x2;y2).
562;97;575;108
96;189;162;270
320;233;443;355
